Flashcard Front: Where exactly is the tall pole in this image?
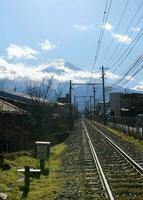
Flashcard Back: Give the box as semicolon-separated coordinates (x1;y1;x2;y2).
101;66;106;125
93;86;96;120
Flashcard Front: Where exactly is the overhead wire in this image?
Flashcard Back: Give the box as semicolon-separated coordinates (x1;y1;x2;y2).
114;54;143;85
90;0;112;82
85;0;112;105
106;1;143;68
110;53;143;88
102;0;130;64
111;28;143;73
120;64;143;87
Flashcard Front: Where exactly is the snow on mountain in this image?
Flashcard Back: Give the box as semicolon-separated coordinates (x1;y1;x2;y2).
0;58;140;98
42;61;81;75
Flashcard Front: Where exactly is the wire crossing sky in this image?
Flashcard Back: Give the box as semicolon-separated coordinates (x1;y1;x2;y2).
0;0;143;91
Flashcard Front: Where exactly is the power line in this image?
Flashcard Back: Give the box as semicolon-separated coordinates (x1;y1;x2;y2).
106;1;143;67
120;64;143;87
102;0;130;64
112;29;143;73
110;54;143;87
89;0;112;82
114;54;143;85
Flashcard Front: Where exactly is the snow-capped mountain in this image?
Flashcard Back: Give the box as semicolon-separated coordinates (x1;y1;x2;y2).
42;61;82;75
0;58;141;100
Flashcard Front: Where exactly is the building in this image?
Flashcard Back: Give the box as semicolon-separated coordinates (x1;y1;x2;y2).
96;101;110;115
0;99;26;114
110;92;143;116
57;93;70;104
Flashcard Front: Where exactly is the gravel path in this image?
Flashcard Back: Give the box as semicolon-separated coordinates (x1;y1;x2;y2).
54;120;94;200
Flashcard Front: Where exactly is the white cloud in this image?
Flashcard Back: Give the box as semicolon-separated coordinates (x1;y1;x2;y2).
6;44;38;59
40;39;56;51
131;85;143;91
112;33;132;44
0;58;119;83
73;24;95;31
101;22;113;31
106;71;120;80
131;27;141;33
0;58;47;81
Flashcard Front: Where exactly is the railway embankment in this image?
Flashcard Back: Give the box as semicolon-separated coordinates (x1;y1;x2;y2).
91;120;143;165
0;120;92;200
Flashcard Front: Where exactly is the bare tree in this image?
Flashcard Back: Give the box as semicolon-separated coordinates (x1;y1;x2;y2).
26;77;54;104
25;77;55;139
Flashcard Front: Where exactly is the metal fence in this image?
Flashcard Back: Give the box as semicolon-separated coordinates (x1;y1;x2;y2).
95;115;143;140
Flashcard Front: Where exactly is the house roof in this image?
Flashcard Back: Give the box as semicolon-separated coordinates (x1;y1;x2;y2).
0;100;27;114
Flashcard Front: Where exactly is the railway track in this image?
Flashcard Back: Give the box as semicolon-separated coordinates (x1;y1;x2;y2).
81;118;143;200
91;120;143;168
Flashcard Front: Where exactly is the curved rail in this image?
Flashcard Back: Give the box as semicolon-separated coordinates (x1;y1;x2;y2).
82;119;115;200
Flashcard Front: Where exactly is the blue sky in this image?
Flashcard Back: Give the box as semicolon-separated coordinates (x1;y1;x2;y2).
0;0;143;90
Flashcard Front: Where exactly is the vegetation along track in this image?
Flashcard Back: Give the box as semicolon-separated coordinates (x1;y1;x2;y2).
82;118;143;200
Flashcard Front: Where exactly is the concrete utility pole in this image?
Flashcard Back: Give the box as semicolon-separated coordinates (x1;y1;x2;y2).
93;86;96;120
101;66;106;125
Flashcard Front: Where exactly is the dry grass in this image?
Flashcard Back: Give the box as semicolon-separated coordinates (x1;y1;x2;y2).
0;143;66;200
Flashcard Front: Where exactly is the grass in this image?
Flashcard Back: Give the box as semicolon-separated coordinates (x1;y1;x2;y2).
0;143;67;200
94;120;143;153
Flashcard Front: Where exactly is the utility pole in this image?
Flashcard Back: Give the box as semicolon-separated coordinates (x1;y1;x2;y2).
93;86;96;121
101;66;106;125
69;82;97;121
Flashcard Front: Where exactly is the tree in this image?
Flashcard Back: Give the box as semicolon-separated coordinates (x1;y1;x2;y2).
26;77;54;104
25;77;64;140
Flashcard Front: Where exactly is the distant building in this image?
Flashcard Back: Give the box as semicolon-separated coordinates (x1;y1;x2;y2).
57;93;70;104
110;92;143;116
96;101;110;115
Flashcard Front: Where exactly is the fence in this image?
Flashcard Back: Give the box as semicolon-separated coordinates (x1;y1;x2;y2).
95;115;143;140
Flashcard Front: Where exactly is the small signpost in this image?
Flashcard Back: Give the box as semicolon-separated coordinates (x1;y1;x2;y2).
35;141;50;173
17;141;50;190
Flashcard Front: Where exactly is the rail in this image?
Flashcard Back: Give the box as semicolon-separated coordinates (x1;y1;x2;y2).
82;119;114;200
86;119;143;175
